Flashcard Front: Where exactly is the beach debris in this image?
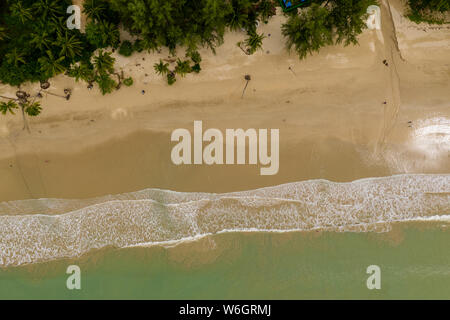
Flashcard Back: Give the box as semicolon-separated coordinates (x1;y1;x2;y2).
40;81;50;90
141;90;146;95
382;59;389;66
382;101;387;104
16;91;27;100
241;74;251;98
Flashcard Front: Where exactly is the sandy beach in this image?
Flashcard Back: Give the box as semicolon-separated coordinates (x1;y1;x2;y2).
0;0;449;202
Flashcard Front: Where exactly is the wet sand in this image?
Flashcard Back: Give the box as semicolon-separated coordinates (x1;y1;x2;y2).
0;0;448;202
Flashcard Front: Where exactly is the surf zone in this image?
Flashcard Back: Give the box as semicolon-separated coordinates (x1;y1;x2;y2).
171;121;279;175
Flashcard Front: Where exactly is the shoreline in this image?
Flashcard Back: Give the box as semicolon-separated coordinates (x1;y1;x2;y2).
0;0;449;202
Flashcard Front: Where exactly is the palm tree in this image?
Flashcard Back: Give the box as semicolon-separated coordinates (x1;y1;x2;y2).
48;16;66;33
0;27;8;41
281;4;333;60
24;101;42;117
83;0;107;21
245;31;265;54
100;21;120;48
154;59;169;76
174;59;192;77
30;31;52;51
68;63;95;83
5;48;26;67
95;73;117;95
10;1;33;24
32;0;61;20
55;31;83;58
38;50;66;78
241;74;251;98
0;101;18;115
227;0;251;31
93;50;115;75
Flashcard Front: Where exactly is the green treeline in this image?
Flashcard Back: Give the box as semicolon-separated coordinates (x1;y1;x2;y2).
0;0;447;94
407;0;450;24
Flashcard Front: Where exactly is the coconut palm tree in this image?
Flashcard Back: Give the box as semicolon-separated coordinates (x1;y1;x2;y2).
10;1;33;24
174;59;192;77
48;15;66;33
55;31;83;58
5;48;26;67
23;101;42;117
95;73;117;95
98;21;120;48
0;27;8;41
93;50;115;75
68;63;95;83
227;0;251;31
83;0;108;22
154;59;170;76
241;74;251;98
38;50;66;78
32;0;61;21
244;31;265;54
30;31;52;51
0;101;19;115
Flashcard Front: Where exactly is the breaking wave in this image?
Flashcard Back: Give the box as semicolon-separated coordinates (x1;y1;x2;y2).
0;174;449;267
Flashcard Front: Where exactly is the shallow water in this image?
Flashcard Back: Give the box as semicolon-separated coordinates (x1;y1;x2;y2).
0;174;448;267
0;222;449;299
0;174;448;299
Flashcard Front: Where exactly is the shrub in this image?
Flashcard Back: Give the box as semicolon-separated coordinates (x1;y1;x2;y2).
119;40;134;57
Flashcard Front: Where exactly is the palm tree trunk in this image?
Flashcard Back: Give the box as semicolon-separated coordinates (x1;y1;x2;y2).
0;95;17;101
45;91;66;98
241;80;250;98
20;105;30;133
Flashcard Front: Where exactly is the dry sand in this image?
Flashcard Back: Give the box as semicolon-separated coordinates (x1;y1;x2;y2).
0;0;449;202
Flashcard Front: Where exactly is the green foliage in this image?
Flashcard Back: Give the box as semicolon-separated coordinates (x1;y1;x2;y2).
123;77;134;86
93;50;115;74
38;50;66;79
95;73;117;95
282;3;333;60
23;101;42;116
174;59;192;77
244;31;265;54
68;61;95;83
85;21;120;48
328;0;376;46
407;0;450;24
282;0;377;59
0;101;19;115
192;63;202;73
119;40;134;57
55;31;83;58
186;50;202;64
154;60;170;76
167;72;177;85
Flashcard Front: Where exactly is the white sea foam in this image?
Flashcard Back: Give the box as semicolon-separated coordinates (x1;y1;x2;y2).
0;174;449;267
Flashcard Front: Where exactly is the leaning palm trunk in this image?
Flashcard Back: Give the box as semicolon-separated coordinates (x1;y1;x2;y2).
241;75;251;98
20;104;30;133
45;91;66;99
